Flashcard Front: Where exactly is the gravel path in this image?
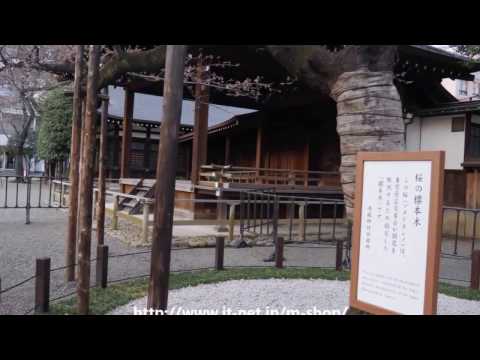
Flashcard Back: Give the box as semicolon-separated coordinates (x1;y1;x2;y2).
0;181;477;315
108;279;480;315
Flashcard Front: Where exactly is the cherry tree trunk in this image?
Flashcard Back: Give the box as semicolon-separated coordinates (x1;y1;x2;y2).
331;69;405;221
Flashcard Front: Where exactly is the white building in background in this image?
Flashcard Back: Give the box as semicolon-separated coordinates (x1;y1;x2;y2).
0;106;45;175
442;72;480;101
432;46;480;101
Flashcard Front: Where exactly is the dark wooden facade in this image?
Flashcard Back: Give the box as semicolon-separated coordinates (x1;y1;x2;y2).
99;46;480;211
94;115;192;179
179;100;341;183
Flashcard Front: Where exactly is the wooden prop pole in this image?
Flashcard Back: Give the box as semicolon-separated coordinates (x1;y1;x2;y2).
65;45;84;282
147;45;187;311
96;88;109;246
76;45;101;315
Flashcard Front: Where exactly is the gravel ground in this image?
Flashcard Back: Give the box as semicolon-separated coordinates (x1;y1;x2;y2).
108;279;480;315
0;182;339;315
0;180;477;314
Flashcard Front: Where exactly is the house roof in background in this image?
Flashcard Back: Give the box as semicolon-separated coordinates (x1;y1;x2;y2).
413;100;480;117
107;86;256;127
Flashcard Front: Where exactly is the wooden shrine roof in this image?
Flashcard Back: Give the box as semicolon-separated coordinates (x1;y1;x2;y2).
105;114;194;134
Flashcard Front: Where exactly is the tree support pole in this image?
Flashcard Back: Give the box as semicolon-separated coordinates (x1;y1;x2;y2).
96;88;109;247
77;45;101;315
65;45;84;282
147;45;186;311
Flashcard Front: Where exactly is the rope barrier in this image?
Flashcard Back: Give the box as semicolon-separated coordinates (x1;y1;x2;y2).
0;274;37;295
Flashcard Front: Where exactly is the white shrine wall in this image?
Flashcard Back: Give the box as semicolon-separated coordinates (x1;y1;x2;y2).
406;115;465;170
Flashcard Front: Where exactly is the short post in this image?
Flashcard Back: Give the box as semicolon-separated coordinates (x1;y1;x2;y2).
62;183;68;207
112;195;118;230
275;236;284;269
96;245;109;288
299;203;306;241
216;201;228;232
142;201;150;244
0;277;2;302
228;204;236;242
336;240;344;271
35;257;51;314
25;178;31;225
272;195;283;269
215;236;225;270
471;250;480;290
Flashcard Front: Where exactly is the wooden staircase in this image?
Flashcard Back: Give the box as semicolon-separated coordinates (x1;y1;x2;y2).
118;178;156;215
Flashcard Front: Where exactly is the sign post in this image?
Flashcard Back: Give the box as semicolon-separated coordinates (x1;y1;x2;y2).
350;151;445;315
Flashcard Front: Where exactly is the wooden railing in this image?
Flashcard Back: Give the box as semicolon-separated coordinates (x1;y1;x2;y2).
200;164;340;189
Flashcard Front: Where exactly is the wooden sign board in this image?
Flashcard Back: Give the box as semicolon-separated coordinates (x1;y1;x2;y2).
349;151;445;315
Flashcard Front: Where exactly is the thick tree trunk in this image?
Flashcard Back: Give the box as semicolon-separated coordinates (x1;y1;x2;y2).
330;69;405;221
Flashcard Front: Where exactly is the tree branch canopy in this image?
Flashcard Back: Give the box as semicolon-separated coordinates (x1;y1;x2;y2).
265;45;399;94
3;45;403;99
98;45;169;89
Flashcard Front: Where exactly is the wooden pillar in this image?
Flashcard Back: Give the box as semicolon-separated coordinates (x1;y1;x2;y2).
191;64;209;184
96;88;109;247
65;45;84;282
255;126;263;176
472;168;479;209
112;125;120;178
147;45;186;311
76;45;101;315
255;127;263;167
185;144;191;180
144;126;151;172
225;135;231;165
216;189;228;232
120;89;134;181
228;204;236;242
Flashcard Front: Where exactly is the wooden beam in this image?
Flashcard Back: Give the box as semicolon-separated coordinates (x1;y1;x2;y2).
191;64;209;184
65;45;84;282
77;45;101;315
96;88;109;247
120;89;134;181
147;45;187;311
